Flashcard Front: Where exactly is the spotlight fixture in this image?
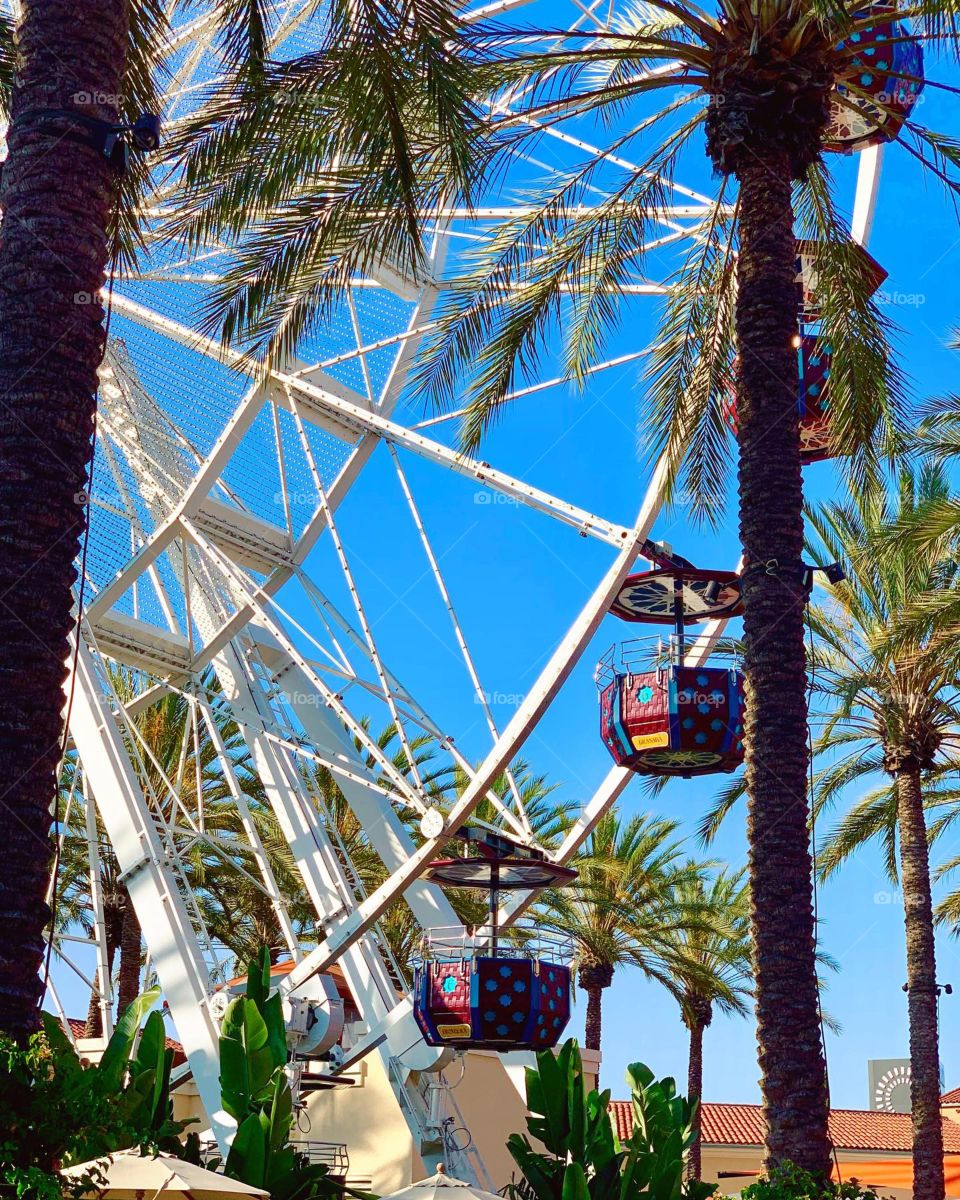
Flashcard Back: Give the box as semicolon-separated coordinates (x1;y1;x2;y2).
702;579;722;604
131;113;163;153
823;561;846;584
25;108;162;171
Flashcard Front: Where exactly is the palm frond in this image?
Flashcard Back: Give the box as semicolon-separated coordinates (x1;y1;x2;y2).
640;185;738;523
794;161;912;485
414;93;706;451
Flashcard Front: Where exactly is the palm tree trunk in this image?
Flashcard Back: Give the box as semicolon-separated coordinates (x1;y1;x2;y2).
734;152;830;1177
896;766;944;1200
84;927;118;1038
0;0;128;1039
584;984;604;1052
117;889;142;1017
84;885;124;1037
686;1017;706;1182
578;962;613;1053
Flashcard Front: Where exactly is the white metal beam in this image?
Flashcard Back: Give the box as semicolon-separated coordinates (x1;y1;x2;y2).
68;634;234;1150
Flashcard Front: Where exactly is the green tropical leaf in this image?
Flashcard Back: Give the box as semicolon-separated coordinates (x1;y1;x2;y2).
561;1162;590;1200
267;1070;294;1153
261;991;288;1070
246;946;271;1012
225;1111;268;1188
39;1012;82;1077
98;986;161;1091
219;995;275;1120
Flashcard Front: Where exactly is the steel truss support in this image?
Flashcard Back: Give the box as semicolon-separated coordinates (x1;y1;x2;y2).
68;633;234;1148
209;632;451;1075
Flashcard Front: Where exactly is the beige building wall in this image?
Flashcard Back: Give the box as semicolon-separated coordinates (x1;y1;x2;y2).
300;1048;543;1193
446;1051;538;1191
171;1078;207;1133
300;1056;423;1194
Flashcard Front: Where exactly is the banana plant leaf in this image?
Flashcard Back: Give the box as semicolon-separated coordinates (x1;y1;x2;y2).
220;996;277;1120
98;986;162;1091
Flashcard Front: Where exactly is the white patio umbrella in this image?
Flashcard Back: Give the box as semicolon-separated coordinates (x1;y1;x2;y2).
377;1165;503;1200
61;1149;269;1200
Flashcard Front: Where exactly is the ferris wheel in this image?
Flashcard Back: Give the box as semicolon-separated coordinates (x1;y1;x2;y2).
44;0;899;1183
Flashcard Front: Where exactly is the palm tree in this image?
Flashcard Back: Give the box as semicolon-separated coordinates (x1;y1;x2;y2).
163;1;960;1172
0;3;135;1043
453;760;573;848
0;0;171;1040
657;867;753;1181
0;0;287;1038
535;811;702;1055
802;467;960;1200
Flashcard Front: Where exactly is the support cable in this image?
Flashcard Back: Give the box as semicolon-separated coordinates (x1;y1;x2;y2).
285;387;428;798
388;445;530;834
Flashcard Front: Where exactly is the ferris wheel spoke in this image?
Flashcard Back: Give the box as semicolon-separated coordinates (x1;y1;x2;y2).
83;778;116;1040
69;632;233;1144
184;516;434;813
388;446;531;833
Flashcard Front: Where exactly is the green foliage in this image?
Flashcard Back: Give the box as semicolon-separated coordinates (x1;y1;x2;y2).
97;988;164;1092
216;948;353;1200
625;1063;714;1200
535;815;708;1002
0;989;190;1200
504;1039;715;1200
741;1164;882;1200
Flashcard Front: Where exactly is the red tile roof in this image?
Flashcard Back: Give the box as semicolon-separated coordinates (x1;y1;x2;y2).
66;1018;186;1065
944;1087;960;1107
609;1101;960;1154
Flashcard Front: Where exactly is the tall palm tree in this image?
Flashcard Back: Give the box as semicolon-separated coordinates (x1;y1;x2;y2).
0;0;175;1040
657;867;753;1181
164;1;960;1173
0;0;134;1043
535;811;702;1055
0;0;284;1038
803;467;960;1200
